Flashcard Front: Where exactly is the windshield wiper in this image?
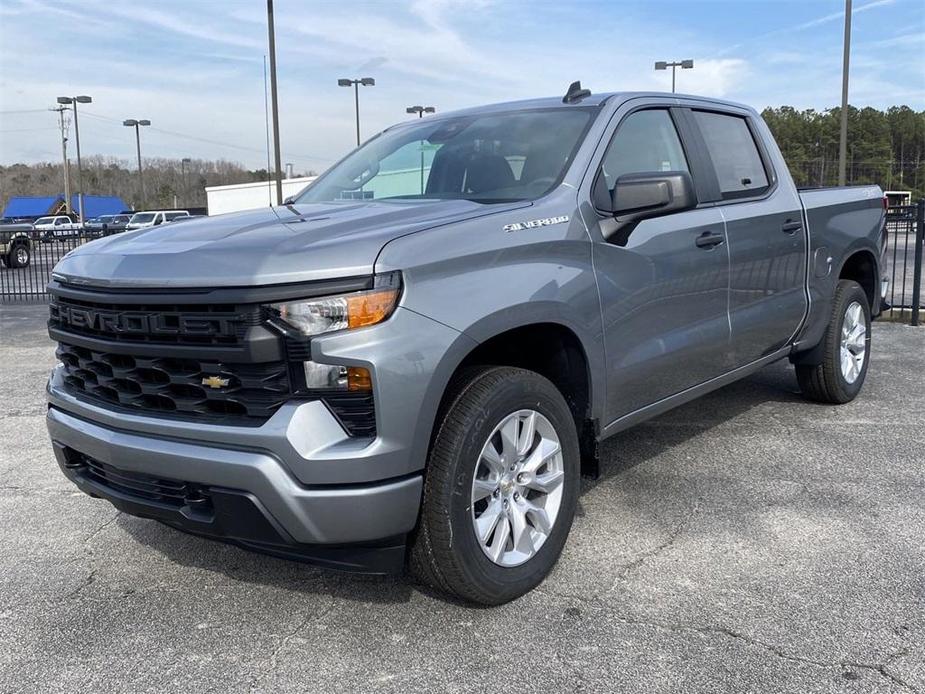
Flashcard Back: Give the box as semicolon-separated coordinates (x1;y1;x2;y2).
461;197;525;204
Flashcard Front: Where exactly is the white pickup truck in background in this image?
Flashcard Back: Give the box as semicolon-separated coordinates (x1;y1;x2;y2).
125;210;191;230
32;215;82;240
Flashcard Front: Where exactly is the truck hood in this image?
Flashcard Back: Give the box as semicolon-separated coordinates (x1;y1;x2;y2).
53;199;528;289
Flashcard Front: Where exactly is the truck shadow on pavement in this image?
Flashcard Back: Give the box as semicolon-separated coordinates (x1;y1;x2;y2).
117;361;805;605
580;360;804;495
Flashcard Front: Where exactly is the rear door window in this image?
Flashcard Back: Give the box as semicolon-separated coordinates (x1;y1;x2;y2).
693;111;769;199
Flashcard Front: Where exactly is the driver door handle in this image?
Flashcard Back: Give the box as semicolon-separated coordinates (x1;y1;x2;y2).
695;231;725;248
781;220;803;235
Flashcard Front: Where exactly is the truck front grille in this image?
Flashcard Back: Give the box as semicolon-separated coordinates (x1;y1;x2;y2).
57;342;291;422
49;286;377;436
49;295;259;346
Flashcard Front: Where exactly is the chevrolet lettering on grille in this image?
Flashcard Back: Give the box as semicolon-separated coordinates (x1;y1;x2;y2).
54;304;238;337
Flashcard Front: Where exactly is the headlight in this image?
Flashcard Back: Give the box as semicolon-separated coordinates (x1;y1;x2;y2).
267;273;401;337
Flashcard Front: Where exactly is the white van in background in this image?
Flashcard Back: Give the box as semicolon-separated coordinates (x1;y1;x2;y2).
124;210;190;231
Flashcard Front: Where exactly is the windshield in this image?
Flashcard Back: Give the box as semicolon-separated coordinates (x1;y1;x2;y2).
34;217;55;225
296;108;594;204
130;213;156;223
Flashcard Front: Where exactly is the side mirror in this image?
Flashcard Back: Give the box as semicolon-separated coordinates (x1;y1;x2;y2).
283;196;295;205
603;171;696;242
612;171;695;219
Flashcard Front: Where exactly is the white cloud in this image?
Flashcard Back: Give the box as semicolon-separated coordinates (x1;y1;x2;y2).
1;0;921;168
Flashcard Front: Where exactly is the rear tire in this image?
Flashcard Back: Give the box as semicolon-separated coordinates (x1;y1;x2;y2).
410;366;580;605
796;279;871;404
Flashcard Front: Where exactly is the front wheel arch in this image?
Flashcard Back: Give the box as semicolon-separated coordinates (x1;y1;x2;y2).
427;320;599;477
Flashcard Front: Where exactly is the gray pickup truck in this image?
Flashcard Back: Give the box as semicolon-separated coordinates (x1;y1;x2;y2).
45;86;886;604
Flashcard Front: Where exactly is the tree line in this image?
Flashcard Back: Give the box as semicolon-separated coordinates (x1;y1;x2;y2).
761;105;925;197
0;156;316;214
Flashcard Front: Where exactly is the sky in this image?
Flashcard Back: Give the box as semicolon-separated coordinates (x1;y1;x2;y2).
0;0;923;171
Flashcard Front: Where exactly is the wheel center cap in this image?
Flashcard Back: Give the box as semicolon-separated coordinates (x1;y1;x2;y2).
500;478;514;495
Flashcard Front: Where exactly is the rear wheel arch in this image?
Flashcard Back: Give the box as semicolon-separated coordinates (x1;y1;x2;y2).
838;249;878;313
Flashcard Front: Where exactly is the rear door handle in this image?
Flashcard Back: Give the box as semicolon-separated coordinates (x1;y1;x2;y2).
695;231;725;248
781;220;803;235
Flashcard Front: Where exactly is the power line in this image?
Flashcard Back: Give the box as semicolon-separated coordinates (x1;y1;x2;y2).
0;127;59;133
78;109;329;164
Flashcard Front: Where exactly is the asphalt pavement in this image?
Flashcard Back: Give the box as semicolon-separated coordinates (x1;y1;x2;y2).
1;303;922;693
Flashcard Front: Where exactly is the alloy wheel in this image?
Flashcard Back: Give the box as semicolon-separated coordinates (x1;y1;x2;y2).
470;409;564;567
839;300;867;384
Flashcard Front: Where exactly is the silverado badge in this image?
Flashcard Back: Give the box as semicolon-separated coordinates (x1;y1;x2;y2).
503;215;569;233
202;375;230;389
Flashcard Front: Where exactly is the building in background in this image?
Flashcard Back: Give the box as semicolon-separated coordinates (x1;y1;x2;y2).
205;177;316;215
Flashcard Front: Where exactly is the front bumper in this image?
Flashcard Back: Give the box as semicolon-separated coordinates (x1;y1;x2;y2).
47;405;421;572
46;348;430;570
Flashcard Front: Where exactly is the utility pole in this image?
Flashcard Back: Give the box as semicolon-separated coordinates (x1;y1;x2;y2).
181;158;191;207
838;0;852;186
266;0;284;206
52;106;71;215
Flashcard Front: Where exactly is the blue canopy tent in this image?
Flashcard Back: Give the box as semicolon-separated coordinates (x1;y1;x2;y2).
1;196;62;220
1;195;128;221
70;195;128;218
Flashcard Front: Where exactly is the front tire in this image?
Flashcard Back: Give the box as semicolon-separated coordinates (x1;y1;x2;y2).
410;366;580;605
796;279;871;404
7;243;30;268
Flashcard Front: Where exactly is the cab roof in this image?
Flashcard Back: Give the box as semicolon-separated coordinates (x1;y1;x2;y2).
389;91;757;125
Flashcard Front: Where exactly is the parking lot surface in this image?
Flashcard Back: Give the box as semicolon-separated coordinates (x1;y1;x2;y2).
1;303;922;693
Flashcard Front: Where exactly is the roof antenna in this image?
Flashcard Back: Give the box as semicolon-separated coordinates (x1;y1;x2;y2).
562;80;591;104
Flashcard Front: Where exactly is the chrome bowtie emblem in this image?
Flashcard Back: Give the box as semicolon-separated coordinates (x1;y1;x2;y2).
201;375;230;389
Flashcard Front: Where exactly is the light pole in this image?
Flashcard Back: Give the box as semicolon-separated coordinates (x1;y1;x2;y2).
406;106;436;194
266;0;283;206
56;95;91;223
838;0;852;186
181;157;191;207
406;105;435;119
654;59;694;93
123;119;151;209
338;77;375;146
